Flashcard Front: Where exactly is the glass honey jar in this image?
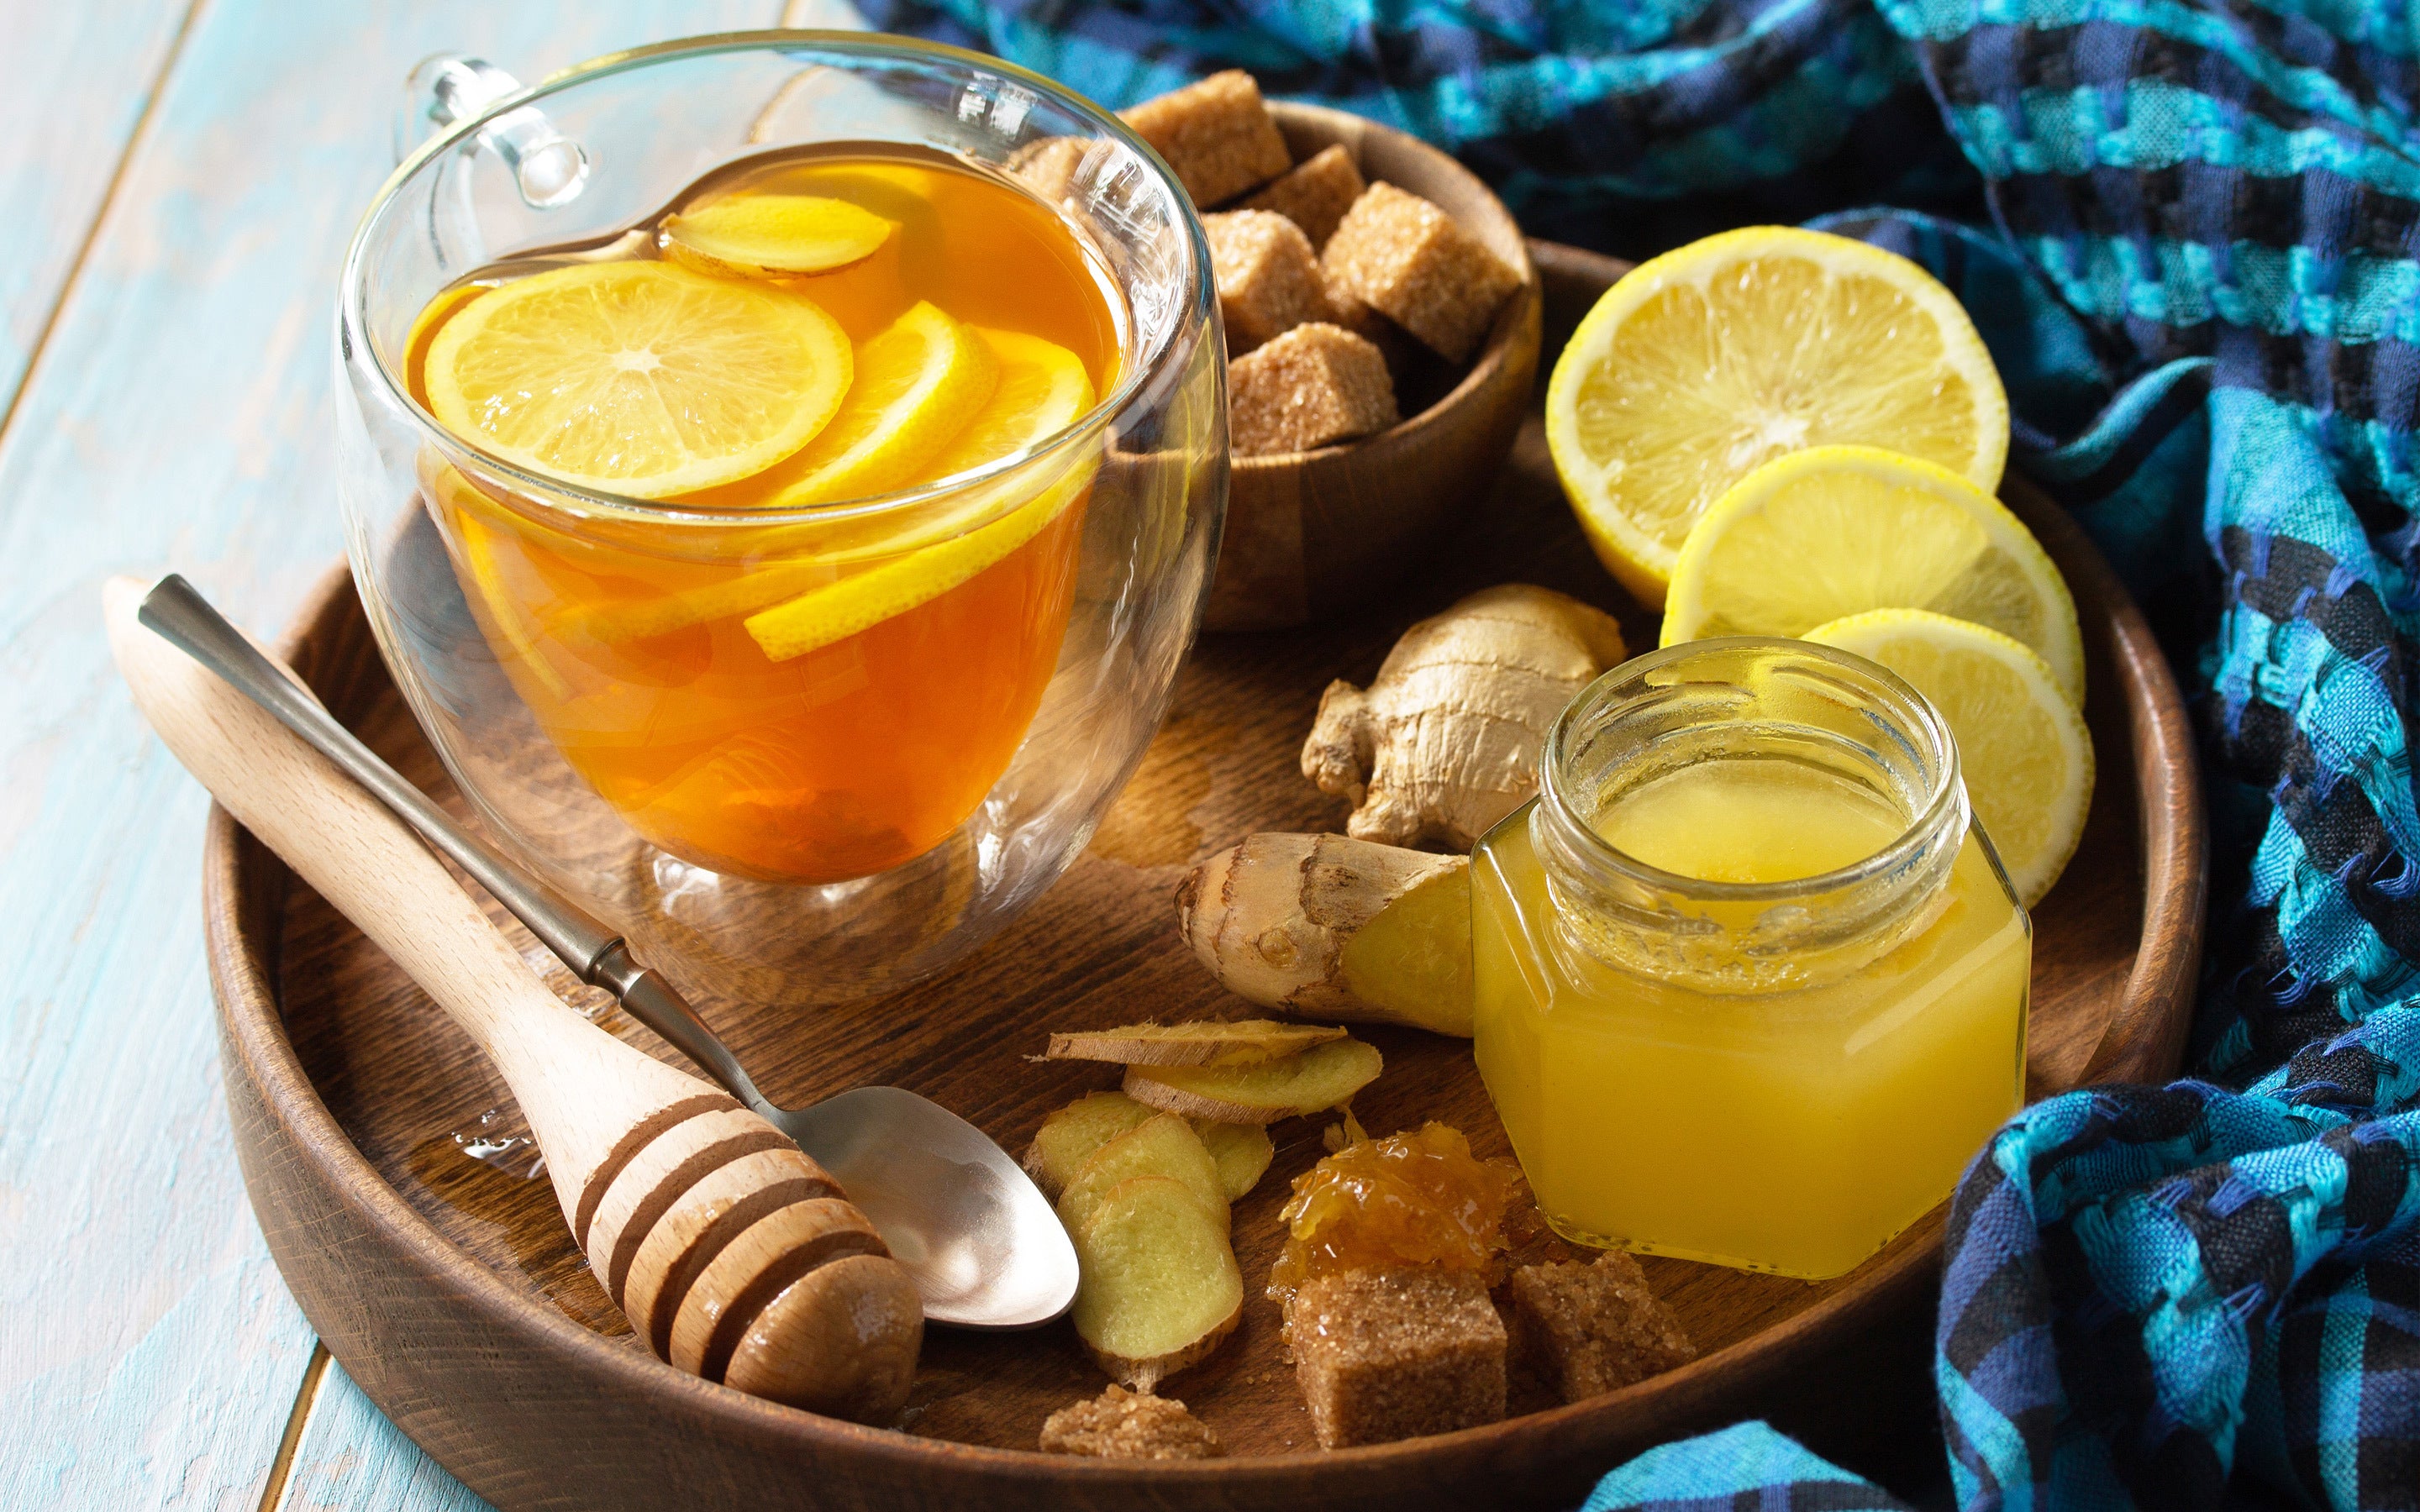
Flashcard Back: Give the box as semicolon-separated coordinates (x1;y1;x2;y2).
1471;638;2029;1279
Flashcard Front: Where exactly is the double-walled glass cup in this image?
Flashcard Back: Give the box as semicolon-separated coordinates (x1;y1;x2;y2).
336;34;1226;1006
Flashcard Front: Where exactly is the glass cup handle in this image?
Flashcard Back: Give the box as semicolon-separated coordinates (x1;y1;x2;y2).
396;54;590;208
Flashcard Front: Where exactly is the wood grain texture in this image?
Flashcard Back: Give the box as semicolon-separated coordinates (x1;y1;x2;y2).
0;3;789;1508
202;245;2203;1509
273;1361;494;1512
1205;103;1543;632
0;0;193;422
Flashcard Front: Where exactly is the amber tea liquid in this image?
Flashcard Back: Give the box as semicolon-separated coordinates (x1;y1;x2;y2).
406;145;1126;884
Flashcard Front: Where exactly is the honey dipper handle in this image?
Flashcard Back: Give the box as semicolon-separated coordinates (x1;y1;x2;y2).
106;575;923;1423
134;575;772;1110
102;577;719;1221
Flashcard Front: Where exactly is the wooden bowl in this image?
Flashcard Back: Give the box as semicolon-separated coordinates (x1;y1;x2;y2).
1202;102;1544;632
202;243;2202;1510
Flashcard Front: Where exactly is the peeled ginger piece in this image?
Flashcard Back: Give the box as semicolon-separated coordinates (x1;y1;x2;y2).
1071;1175;1244;1390
1058;1115;1230;1234
1047;1019;1347;1068
661;193;897;276
1124;1038;1383;1125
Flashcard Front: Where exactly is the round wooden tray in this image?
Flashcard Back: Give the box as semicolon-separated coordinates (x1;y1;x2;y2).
204;242;2204;1511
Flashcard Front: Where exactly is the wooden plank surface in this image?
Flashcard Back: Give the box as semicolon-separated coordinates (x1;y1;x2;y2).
0;3;787;1508
273;1362;495;1512
0;0;195;422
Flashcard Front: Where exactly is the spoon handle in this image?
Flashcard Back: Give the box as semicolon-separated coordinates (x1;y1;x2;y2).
104;575;921;1419
133;574;770;1110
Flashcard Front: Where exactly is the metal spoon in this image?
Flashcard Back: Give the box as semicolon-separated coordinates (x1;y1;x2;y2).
138;575;1077;1331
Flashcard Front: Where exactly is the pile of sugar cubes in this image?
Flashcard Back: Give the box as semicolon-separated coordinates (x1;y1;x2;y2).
1035;71;1523;458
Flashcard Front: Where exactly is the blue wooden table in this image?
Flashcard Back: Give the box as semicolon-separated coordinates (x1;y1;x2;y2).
0;3;860;1505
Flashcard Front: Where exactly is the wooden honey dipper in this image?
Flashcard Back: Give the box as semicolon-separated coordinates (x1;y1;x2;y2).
104;577;923;1423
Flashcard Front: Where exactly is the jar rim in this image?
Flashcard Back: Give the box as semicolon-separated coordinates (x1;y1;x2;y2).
1535;636;1966;904
337;29;1214;532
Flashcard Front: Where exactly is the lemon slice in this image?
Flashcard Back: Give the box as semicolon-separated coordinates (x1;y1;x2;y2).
929;328;1097;480
744;459;1094;663
661;193;897;276
565;329;1097;649
1807;609;2094;906
1662;445;2083;705
748;301;1001;508
1545;227;2008;606
424;261;852;498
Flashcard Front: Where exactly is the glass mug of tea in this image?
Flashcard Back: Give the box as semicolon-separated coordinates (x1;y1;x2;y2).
336;33;1226;1007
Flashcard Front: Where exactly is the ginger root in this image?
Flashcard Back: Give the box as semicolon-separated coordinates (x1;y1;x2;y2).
1302;584;1626;848
1177;832;1472;1035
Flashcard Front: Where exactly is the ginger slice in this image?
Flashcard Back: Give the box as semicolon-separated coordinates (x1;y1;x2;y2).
660;193;897;277
1302;584;1626;849
1071;1175;1244;1389
1192;1120;1275;1200
1124;1037;1382;1125
1047;1018;1347;1068
1059;1115;1229;1235
1179;834;1471;1035
1025;1091;1157;1198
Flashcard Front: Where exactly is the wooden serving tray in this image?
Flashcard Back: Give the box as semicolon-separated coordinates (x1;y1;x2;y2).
203;243;2204;1511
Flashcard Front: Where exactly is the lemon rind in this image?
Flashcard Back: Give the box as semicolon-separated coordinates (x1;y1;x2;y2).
1544;226;2011;606
1661;444;2084;706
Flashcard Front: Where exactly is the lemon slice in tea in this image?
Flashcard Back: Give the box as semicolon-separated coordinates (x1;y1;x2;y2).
929;328;1097;480
661;193;898;276
1807;608;2094;906
750;300;1002;509
1545;227;2008;606
743;460;1093;663
570;328;1096;653
424;261;852;498
1662;445;2083;705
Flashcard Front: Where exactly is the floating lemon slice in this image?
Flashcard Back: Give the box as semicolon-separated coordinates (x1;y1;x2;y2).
1807;608;2094;906
660;193;897;276
743;459;1092;663
1545;227;2008;606
1662;446;2083;705
929;328;1097;480
424;261;852;498
746;300;1001;509
571;328;1096;652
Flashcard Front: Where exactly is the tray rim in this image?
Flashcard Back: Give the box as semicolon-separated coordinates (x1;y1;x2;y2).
202;240;2207;1508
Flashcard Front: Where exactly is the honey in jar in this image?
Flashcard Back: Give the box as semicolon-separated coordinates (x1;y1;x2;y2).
402;145;1123;884
1472;639;2029;1280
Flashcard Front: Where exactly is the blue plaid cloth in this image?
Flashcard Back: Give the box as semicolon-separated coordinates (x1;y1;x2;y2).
859;0;2420;1504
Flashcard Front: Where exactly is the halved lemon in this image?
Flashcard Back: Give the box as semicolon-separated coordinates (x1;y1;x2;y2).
660;193;897;276
1807;608;2094;906
1662;446;2083;705
745;300;1001;509
1545;227;2008;605
424;261;852;498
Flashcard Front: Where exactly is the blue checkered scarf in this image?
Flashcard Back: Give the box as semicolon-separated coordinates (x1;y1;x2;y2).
859;0;2420;1503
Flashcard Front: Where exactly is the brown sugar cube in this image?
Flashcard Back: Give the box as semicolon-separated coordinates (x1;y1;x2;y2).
1122;70;1292;207
1506;1252;1697;1404
1010;136;1092;203
1228;323;1400;457
1284;1268;1507;1448
1321;181;1521;362
1204;209;1334;353
1039;1383;1224;1459
1237;144;1367;249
